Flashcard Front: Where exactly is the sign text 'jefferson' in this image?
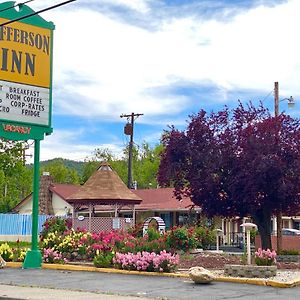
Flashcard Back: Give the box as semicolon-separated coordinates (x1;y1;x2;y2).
0;17;51;88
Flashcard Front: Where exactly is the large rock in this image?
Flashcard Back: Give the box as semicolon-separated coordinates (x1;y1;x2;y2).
189;266;215;284
0;255;6;268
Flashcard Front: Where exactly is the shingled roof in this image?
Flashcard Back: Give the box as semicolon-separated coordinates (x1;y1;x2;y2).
66;162;142;205
132;188;197;211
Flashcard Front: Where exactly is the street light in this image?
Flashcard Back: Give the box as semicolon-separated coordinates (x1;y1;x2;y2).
274;82;295;117
274;81;295;252
240;222;257;265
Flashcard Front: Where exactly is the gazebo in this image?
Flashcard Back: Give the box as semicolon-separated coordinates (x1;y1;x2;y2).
67;162;142;232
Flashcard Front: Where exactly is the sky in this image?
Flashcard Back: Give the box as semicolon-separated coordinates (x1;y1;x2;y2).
13;0;300;162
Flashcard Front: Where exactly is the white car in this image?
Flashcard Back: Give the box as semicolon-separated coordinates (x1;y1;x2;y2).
281;228;300;236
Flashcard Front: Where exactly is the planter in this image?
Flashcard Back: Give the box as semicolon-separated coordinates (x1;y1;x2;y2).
224;264;277;278
276;255;300;263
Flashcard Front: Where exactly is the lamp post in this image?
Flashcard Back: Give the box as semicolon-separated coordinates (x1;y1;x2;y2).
240;223;257;265
214;229;223;252
274;82;295;252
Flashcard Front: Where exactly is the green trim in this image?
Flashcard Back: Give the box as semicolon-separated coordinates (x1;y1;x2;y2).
0;1;55;29
48;30;54;128
0;120;52;141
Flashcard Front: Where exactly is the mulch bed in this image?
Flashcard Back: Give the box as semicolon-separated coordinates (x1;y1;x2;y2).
179;252;300;270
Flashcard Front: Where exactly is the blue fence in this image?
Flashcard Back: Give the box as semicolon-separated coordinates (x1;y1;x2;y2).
0;214;51;235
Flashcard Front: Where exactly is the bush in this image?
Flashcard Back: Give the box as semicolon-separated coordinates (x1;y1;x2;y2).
93;251;114;268
40;217;72;240
146;227;161;242
165;227;197;251
127;223;143;238
0;241;28;262
113;250;179;272
0;243;13;261
43;248;66;264
255;248;276;266
193;226;215;249
278;249;300;255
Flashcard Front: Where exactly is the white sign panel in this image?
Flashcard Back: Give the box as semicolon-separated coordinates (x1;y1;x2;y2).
112;218;120;229
0;80;50;126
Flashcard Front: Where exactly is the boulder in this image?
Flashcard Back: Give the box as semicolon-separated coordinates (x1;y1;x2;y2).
189;266;215;284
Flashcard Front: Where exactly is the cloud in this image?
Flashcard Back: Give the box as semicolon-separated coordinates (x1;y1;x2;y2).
26;129;124;163
22;0;300;161
33;0;299;123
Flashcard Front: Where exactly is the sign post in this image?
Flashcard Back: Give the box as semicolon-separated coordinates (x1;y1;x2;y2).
0;2;55;268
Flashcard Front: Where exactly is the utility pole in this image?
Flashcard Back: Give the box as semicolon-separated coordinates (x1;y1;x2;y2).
120;112;143;189
274;81;282;253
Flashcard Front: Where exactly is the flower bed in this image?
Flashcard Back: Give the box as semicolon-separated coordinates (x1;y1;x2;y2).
0;218;212;273
114;250;179;272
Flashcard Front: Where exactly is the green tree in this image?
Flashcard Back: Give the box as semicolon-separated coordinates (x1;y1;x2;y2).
0;139;32;212
83;143;163;188
40;158;80;184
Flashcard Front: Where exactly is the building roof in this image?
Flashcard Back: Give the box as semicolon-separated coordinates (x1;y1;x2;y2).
132;188;197;211
66;162;142;205
49;183;81;200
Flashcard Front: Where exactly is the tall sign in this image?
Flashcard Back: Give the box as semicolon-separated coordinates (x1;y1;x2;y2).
0;2;54;140
0;2;55;269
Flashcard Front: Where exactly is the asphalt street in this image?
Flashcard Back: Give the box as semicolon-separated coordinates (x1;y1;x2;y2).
0;268;300;300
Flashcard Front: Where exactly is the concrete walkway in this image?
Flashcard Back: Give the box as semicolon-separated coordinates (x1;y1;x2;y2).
0;284;151;300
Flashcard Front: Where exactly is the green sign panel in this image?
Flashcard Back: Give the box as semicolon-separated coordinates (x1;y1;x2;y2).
0;1;56;269
0;1;55;141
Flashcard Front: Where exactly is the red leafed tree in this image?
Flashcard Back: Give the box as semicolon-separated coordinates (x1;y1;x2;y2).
158;102;300;249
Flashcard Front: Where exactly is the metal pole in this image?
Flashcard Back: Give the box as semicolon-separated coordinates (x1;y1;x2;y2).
247;230;251;265
274;81;282;252
23;139;42;269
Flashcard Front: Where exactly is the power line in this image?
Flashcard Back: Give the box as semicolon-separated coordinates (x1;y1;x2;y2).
0;0;35;13
261;89;273;103
0;0;77;27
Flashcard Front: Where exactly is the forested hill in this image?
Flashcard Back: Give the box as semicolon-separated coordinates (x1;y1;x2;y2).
28;158;85;176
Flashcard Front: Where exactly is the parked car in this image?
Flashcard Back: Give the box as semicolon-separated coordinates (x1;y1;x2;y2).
281;228;300;236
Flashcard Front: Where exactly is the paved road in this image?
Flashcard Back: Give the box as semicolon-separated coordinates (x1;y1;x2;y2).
1;268;300;300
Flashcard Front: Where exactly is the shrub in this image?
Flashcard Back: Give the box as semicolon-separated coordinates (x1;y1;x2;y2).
11;247;28;262
40;217;72;240
43;248;66;264
113;250;179;272
255;248;276;266
193;226;215;249
278;249;300;255
0;243;13;261
146;227;161;242
127;223;143;238
93;251;114;268
165;227;197;251
40;231;64;250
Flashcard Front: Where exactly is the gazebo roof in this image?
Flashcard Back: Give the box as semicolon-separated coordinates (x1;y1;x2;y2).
66;162;142;205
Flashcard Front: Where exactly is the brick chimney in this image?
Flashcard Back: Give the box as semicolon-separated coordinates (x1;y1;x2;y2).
38;172;54;215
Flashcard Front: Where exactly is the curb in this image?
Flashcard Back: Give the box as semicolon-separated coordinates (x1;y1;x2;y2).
5;262;300;288
5;262;187;278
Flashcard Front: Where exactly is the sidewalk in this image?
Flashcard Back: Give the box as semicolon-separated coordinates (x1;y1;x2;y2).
0;284;152;300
